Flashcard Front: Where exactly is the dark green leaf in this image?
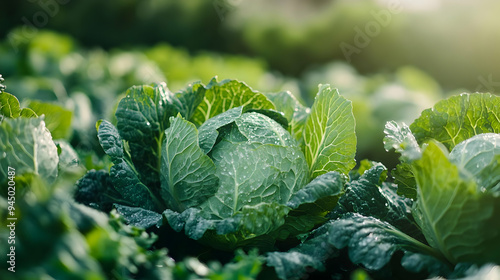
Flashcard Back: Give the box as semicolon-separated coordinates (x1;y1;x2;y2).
328;213;446;271
266;222;338;280
332;164;422;239
74;169;121;213
115;84;177;185
97;120;124;163
114;204;163;228
110;160;159;211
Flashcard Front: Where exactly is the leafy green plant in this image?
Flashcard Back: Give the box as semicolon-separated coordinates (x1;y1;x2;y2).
75;77;356;251
0;90;265;280
264;93;500;280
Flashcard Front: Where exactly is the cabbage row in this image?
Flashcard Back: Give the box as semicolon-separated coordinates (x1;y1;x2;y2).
1;78;499;279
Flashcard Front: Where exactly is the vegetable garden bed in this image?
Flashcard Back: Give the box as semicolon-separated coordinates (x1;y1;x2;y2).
1;74;499;280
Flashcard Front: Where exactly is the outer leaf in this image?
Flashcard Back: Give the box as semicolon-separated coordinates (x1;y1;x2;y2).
169;81;206;120
27;100;73;139
165;202;290;251
412;141;500;264
391;162;417;199
286;171;344;214
74;170;122;213
115;84;177;184
0;117;58;183
20;108;37;118
303;85;356;178
97;120;124;163
332;164;422;239
328;213;447;271
280;174;348;238
410;93;500;151
110;160;158;211
0;92;38;119
446;264;500;280
160;116;219;212
266;226;338;280
191;78;275;126
97;120;159;211
114;204;163;229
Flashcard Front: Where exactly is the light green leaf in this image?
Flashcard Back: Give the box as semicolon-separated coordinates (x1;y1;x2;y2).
0;92;22;118
303;85;356;178
198;106;243;154
246;109;289;130
160;116;219;212
264;90;310;143
235;112;296;147
412;141;500;264
384;121;421;162
410;93;500;151
237;202;290;238
202;140;308;219
27;100;73;139
448;133;500;194
0;92;38;119
191;78;275;126
0;117;58;183
391;162;417;199
20;108;38;118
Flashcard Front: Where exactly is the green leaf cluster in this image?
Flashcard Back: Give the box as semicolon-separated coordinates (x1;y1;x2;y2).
77;78;356;250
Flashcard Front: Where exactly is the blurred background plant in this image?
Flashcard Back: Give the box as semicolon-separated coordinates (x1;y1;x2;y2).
1;0;498;165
